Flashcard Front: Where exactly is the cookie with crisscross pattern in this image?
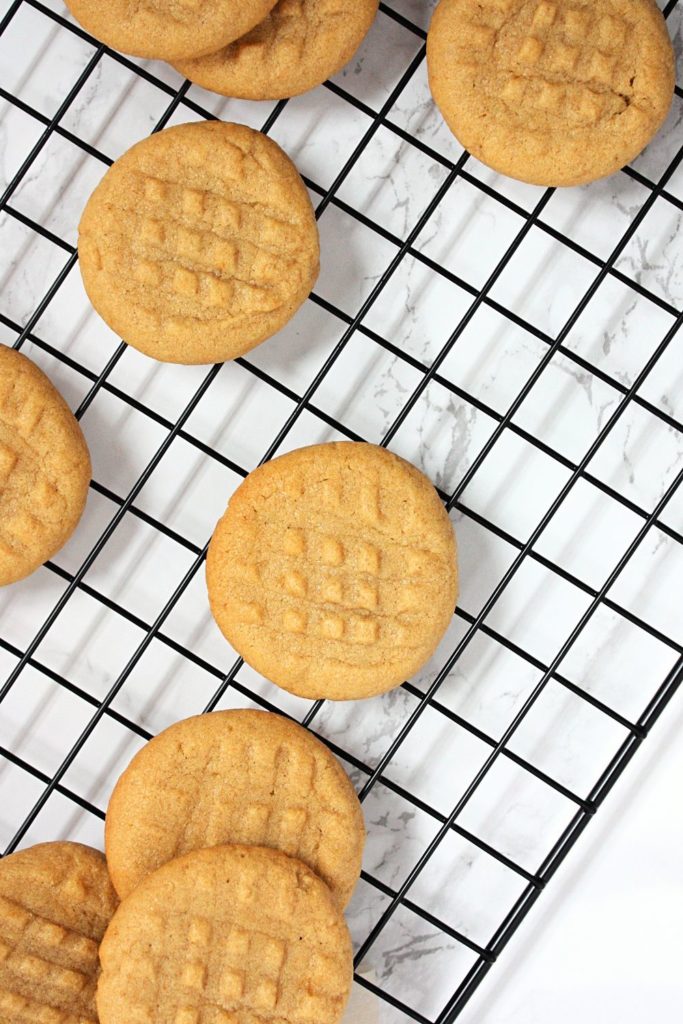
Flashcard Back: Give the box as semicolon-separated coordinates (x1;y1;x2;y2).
0;346;91;586
105;710;365;906
207;442;458;700
96;845;353;1024
427;0;675;185
78;122;319;365
0;842;118;1024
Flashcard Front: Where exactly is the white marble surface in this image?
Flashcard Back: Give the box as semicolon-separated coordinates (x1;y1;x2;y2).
0;0;682;1022
458;682;683;1024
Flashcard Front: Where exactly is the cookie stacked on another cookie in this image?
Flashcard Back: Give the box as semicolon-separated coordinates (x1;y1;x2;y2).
65;0;379;100
64;0;281;61
105;710;365;907
98;710;359;1024
3;713;358;1023
98;845;353;1024
175;0;380;100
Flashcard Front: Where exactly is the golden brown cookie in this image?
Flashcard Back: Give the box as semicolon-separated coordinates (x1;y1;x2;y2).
0;346;91;587
0;841;118;1024
64;0;280;61
105;709;365;907
174;0;379;100
78;121;319;366
97;845;353;1024
427;0;675;186
206;442;458;701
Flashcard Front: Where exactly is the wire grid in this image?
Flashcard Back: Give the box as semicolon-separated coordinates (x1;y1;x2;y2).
1;0;683;1020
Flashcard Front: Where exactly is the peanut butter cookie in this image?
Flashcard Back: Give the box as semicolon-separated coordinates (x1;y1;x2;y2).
105;710;365;906
206;442;458;701
78;121;319;365
97;845;353;1024
427;0;675;186
64;0;279;61
175;0;379;100
0;842;118;1024
0;346;91;586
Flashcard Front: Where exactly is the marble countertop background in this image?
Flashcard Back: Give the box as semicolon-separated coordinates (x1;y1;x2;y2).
1;1;682;1021
458;682;683;1024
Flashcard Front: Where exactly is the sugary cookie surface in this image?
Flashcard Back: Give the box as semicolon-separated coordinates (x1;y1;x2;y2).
207;442;458;700
105;710;365;906
78;122;319;365
65;0;279;60
427;0;675;185
0;346;91;586
0;842;118;1023
97;845;353;1024
175;0;379;100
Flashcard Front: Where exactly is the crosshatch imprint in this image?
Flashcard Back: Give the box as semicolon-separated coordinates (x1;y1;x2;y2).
455;0;635;125
506;1;633;122
518;4;628;65
0;892;101;1022
122;866;348;1024
214;452;457;693
0;384;69;557
229;521;443;652
0;989;98;1023
223;0;359;63
141;738;347;874
94;163;312;323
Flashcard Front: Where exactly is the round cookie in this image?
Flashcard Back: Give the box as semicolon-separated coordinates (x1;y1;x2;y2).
174;0;379;101
105;709;365;906
427;0;675;187
78;121;320;365
97;845;353;1024
64;0;280;61
0;346;91;586
206;442;458;701
0;842;118;1023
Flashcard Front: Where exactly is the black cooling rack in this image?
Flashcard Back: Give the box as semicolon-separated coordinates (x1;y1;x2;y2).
1;0;683;1021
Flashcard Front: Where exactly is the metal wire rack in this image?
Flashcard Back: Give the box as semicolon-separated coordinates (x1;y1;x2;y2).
1;0;682;1021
